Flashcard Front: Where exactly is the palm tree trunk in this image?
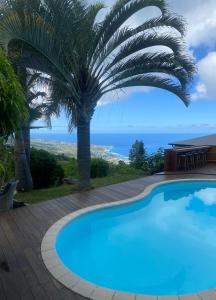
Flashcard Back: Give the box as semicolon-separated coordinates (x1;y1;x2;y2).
77;120;91;189
22;124;31;166
15;130;33;191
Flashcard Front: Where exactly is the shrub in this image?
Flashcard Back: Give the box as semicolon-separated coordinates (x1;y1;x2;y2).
91;158;109;178
30;148;64;189
146;148;164;174
109;160;138;175
59;157;78;178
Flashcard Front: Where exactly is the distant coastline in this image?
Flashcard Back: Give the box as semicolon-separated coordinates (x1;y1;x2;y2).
31;139;124;163
31;132;202;161
106;146;129;161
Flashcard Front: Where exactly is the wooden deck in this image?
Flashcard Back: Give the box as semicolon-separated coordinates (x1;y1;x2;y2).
158;162;216;176
1;173;216;300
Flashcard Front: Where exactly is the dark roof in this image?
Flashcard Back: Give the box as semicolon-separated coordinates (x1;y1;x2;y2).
169;134;216;147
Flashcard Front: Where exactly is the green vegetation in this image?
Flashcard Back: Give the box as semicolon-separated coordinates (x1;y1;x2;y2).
14;144;164;204
59;157;78;179
129;140;164;174
14;71;51;192
0;49;26;138
15;184;73;204
0;142;14;187
147;148;164;174
91;158;109;178
15;161;145;204
129;140;147;169
30;148;64;189
0;0;195;188
15;172;145;204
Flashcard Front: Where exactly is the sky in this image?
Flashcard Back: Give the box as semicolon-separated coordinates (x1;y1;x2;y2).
35;0;216;134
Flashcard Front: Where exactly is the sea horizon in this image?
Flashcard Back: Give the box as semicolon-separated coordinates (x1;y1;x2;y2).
31;132;203;158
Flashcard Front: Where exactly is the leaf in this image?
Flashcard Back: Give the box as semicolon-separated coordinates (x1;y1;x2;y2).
102;74;190;106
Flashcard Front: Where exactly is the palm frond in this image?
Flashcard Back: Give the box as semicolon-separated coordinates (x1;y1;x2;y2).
0;0;84;101
134;13;186;36
104;33;184;72
91;13;186;71
27;72;42;89
91;0;168;59
99;51;194;89
28;91;46;103
101;65;189;91
102;74;189;106
0;0;195;127
29;105;43;123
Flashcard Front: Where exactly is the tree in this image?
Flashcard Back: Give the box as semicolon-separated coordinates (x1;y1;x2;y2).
146;147;164;174
14;71;48;191
22;72;47;165
129;140;147;169
14;128;34;191
0;49;26;186
0;49;26;139
0;0;195;188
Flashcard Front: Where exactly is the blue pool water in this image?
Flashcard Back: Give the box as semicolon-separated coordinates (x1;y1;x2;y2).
56;181;216;296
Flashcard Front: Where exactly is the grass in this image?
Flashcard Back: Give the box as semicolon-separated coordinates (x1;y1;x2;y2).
15;171;145;204
15;185;73;204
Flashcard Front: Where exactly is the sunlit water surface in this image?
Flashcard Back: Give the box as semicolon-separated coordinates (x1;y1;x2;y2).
56;181;216;296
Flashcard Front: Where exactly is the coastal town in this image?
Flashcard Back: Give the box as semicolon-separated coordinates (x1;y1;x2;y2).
31;139;125;163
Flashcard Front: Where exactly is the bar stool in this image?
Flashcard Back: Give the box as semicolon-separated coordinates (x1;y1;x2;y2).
193;151;201;168
178;154;189;171
187;152;195;169
197;150;206;166
202;149;208;165
196;150;205;167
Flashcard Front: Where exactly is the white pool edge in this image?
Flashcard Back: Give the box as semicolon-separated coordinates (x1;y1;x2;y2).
41;178;216;300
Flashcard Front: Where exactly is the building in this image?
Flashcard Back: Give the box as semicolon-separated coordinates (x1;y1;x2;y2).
165;134;216;172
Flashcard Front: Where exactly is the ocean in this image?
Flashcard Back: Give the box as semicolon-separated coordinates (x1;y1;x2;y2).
31;132;202;159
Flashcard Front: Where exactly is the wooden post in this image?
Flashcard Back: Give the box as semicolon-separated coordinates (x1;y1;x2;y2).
164;149;177;172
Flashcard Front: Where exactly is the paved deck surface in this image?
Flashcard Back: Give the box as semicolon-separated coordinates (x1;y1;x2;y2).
1;172;216;300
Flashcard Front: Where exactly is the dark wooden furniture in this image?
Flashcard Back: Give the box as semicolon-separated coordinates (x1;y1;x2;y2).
0;181;18;211
165;146;210;172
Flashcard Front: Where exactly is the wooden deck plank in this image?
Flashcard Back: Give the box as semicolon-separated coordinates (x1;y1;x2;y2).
0;236;32;299
0;274;6;300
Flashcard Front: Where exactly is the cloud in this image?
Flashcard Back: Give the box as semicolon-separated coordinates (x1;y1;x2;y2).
169;0;216;48
195;189;216;206
90;0;216;49
192;52;216;101
98;86;152;106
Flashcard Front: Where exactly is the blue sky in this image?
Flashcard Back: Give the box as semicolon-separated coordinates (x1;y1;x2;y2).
35;0;216;134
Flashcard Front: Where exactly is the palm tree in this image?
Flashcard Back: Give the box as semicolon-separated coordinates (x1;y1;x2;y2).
0;0;195;188
15;71;48;190
22;72;47;165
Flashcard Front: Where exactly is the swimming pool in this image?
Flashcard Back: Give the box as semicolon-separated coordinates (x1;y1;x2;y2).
42;180;216;299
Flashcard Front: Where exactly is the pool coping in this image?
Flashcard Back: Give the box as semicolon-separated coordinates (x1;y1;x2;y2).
41;178;216;300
